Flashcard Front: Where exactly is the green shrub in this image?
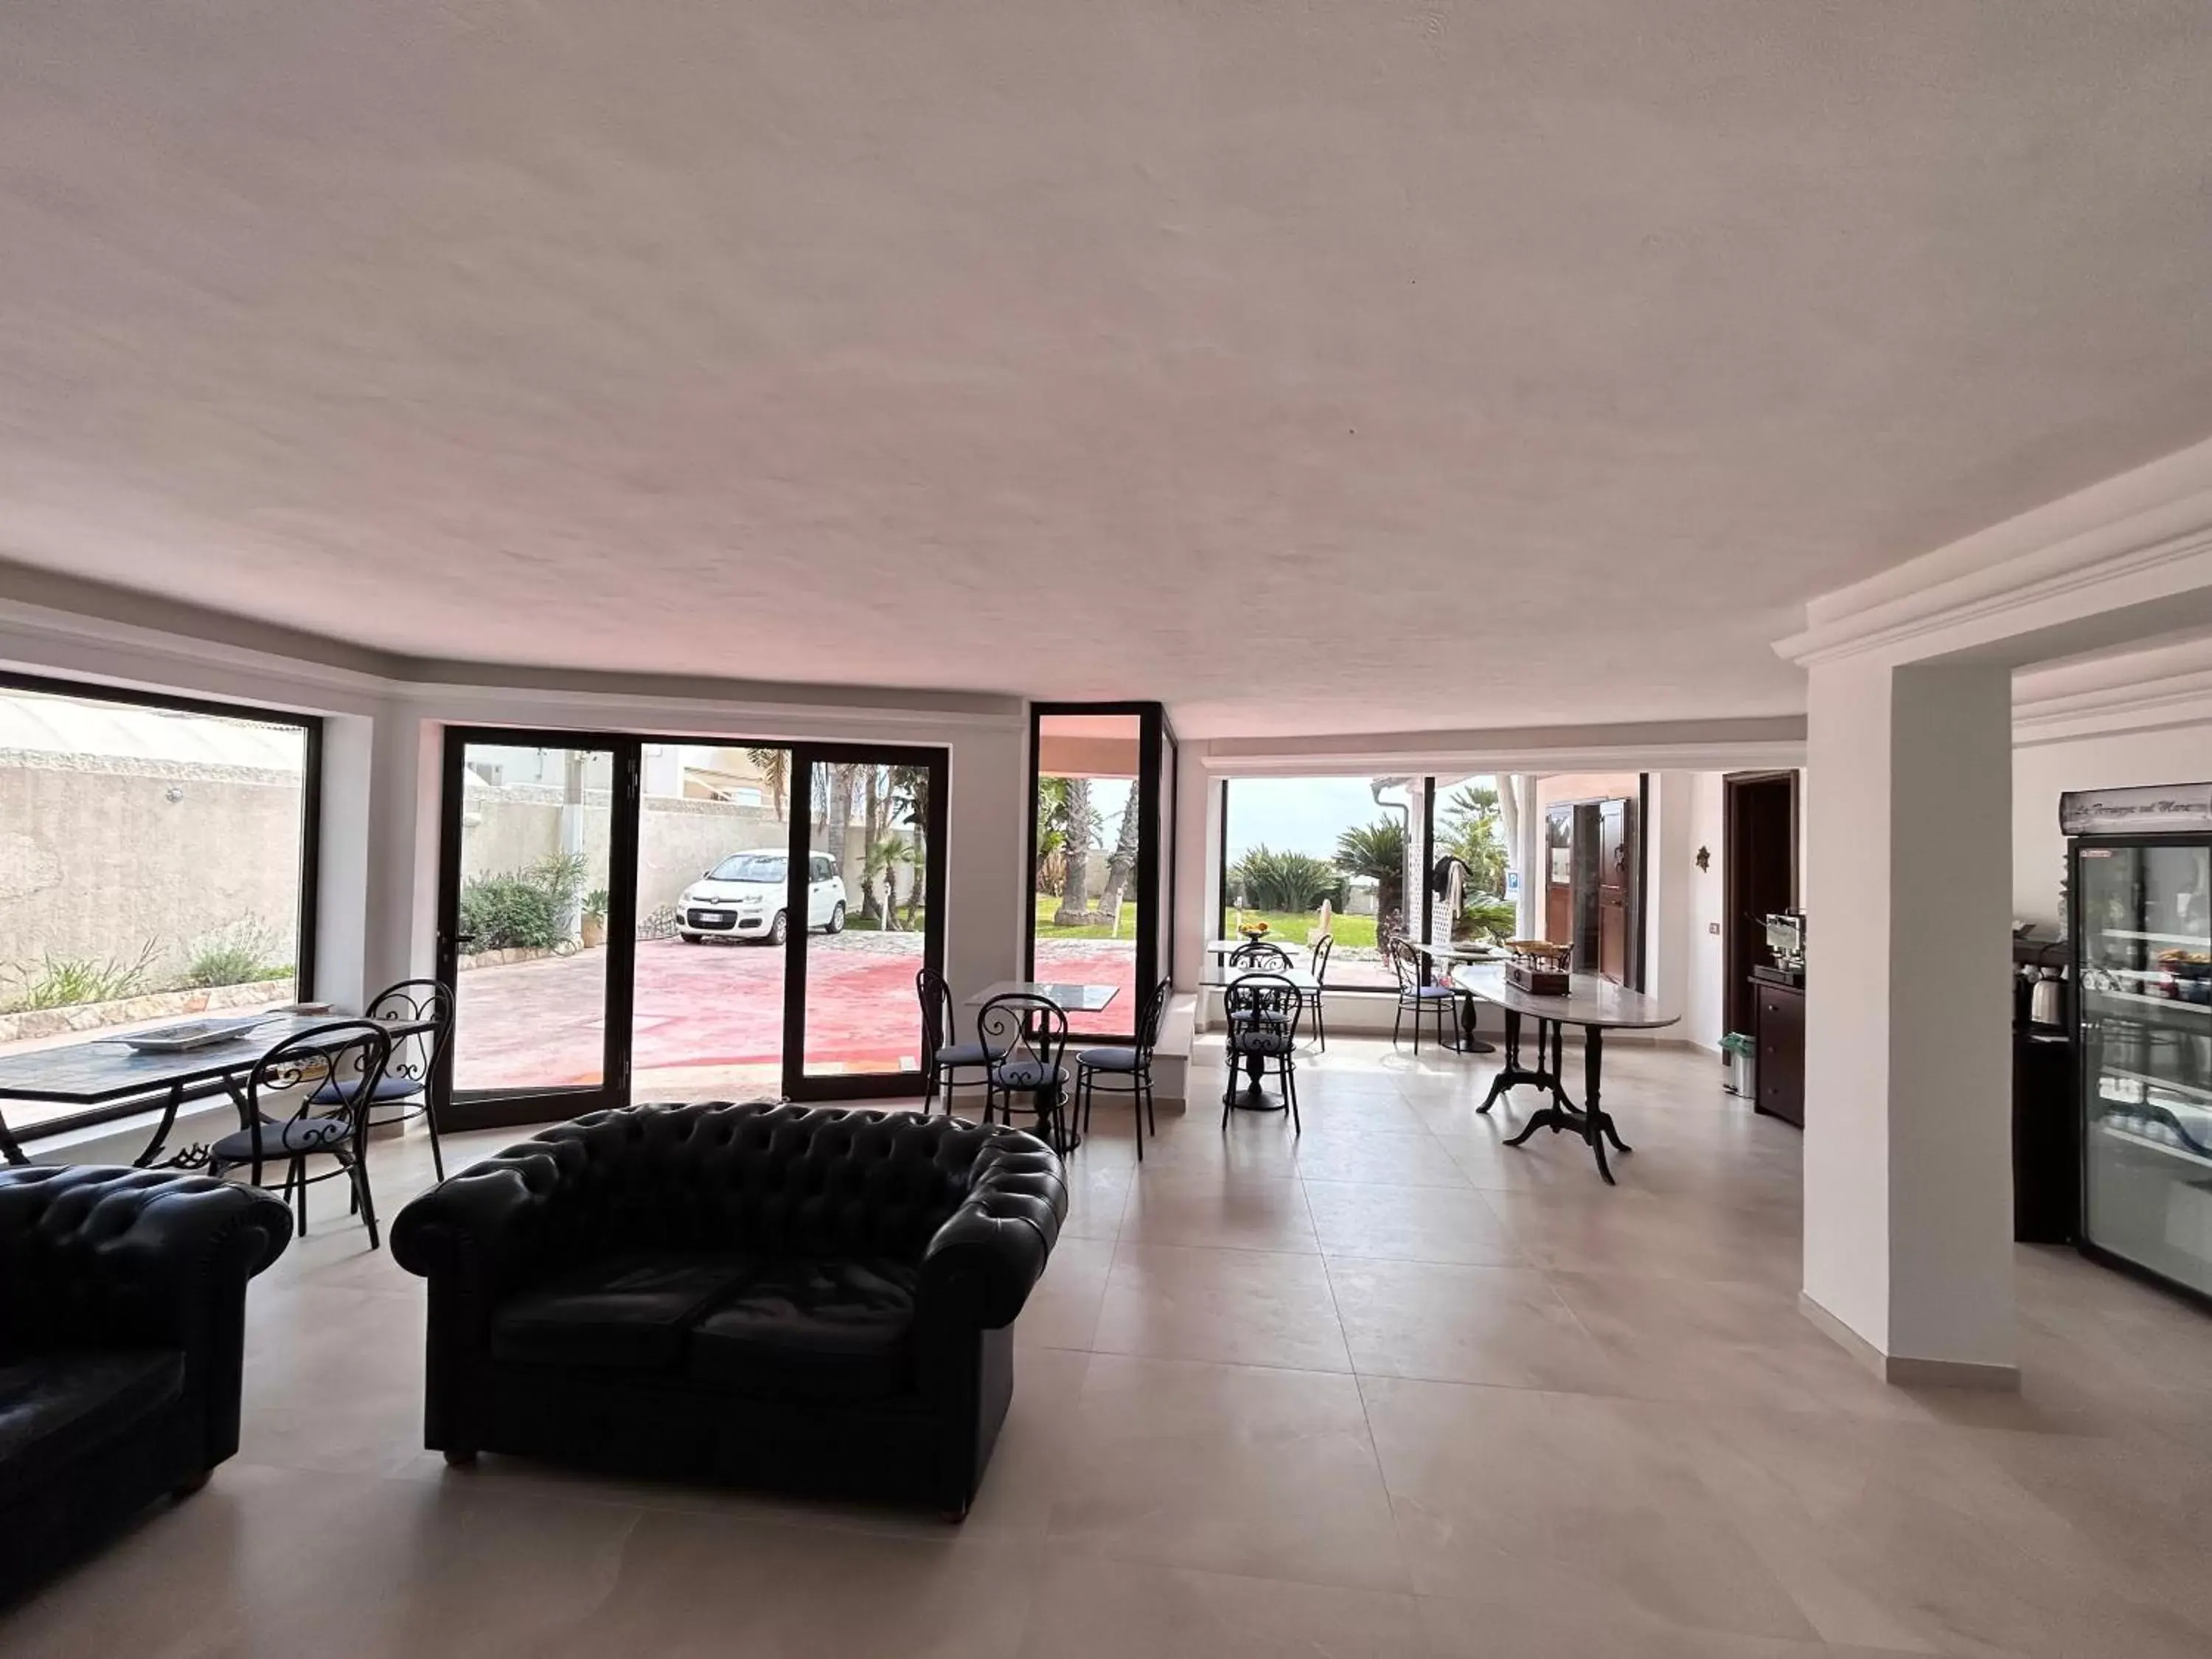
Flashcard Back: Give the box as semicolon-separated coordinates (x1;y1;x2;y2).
185;919;288;988
1229;846;1344;911
460;853;588;951
1458;896;1517;943
1;942;161;1012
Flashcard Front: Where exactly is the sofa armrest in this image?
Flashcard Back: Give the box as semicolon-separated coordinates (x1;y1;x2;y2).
0;1166;291;1350
918;1134;1068;1329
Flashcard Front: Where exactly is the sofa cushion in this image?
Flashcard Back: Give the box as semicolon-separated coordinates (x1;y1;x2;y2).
491;1254;754;1371
0;1349;186;1503
688;1258;918;1402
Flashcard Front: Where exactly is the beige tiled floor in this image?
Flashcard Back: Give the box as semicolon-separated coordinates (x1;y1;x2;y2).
7;1038;2212;1656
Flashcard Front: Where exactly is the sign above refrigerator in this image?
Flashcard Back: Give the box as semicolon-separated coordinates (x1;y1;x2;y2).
2060;782;2212;838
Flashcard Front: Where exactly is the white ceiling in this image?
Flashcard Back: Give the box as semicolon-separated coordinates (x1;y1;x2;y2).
4;3;2211;738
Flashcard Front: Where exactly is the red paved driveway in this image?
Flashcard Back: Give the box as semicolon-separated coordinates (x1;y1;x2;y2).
454;934;1137;1098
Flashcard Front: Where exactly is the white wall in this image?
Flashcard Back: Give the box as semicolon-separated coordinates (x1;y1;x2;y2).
2013;723;2212;928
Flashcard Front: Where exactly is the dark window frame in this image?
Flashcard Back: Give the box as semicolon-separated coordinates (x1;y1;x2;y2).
0;668;324;1144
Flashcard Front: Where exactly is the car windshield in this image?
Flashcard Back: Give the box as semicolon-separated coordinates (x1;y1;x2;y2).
708;854;785;883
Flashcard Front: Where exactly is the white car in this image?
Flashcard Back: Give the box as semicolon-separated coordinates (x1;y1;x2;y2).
678;852;846;945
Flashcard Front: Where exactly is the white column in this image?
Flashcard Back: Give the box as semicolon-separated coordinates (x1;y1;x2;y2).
1801;658;2018;1383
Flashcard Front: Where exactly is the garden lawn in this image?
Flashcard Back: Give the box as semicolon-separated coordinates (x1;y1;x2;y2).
1221;910;1377;947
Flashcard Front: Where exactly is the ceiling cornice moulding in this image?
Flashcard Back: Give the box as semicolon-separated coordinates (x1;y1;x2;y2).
1775;437;2212;670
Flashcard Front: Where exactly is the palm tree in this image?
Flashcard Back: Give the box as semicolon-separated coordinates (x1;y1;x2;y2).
1050;776;1097;925
1334;818;1408;923
747;748;790;821
1091;785;1144;934
888;763;931;928
858;765;883;922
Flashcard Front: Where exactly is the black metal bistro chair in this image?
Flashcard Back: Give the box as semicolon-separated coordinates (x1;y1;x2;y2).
917;967;1006;1114
314;978;455;1179
1304;934;1335;1052
1390;939;1458;1053
1228;939;1293;972
211;1021;393;1248
978;992;1074;1154
1074;978;1172;1160
1222;973;1303;1133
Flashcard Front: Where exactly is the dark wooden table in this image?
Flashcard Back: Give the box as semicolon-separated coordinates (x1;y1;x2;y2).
1452;967;1679;1184
0;1015;434;1169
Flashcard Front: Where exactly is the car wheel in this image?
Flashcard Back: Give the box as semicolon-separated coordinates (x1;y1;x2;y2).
679;932;705;945
765;911;788;947
826;901;846;935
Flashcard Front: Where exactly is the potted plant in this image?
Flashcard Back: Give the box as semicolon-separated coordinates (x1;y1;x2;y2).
580;888;610;950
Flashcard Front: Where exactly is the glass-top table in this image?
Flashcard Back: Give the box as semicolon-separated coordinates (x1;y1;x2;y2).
961;981;1121;1012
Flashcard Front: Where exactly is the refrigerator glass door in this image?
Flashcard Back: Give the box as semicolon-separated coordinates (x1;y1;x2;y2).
2078;839;2212;1297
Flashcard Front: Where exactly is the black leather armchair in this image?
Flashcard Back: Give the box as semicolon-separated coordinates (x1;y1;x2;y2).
0;1166;294;1603
391;1101;1066;1517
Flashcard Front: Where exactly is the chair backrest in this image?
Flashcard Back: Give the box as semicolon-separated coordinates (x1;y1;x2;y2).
976;992;1069;1080
1135;977;1172;1056
1310;934;1335;985
366;978;453;1091
1388;939;1425;993
915;967;953;1060
1225;973;1303;1042
1229;940;1291;971
246;1021;392;1158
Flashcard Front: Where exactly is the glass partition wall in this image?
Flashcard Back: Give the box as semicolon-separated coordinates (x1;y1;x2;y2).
437;728;946;1128
0;672;320;1141
1026;704;1174;1040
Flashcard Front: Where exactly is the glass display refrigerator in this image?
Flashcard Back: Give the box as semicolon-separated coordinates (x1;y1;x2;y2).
2066;783;2212;1304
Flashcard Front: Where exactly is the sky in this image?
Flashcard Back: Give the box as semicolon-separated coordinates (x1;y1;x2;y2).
1225;776;1414;861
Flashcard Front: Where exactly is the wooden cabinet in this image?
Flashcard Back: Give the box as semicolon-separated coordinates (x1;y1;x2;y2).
1754;978;1805;1128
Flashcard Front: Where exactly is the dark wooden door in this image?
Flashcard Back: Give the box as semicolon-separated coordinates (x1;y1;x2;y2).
1544;807;1574;943
1596;798;1630;984
1724;773;1799;1038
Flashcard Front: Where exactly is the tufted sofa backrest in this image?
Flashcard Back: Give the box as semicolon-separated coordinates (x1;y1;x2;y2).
479;1100;1019;1267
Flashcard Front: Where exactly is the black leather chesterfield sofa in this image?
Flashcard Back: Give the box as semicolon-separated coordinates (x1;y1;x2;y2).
0;1166;295;1603
391;1100;1066;1517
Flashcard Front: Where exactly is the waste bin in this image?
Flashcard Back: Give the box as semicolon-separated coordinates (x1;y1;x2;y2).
1720;1031;1756;1099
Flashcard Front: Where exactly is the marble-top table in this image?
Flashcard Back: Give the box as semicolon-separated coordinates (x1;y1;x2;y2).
1450;966;1679;1184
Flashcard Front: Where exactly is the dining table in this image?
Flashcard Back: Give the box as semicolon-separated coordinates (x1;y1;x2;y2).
961;980;1120;1152
1450;964;1679;1184
0;1012;436;1169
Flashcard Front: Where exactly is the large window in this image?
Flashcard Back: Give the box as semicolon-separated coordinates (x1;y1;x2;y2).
1220;773;1514;988
0;674;319;1135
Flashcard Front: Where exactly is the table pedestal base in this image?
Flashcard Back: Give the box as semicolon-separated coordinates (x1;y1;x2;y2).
1477;1012;1632;1184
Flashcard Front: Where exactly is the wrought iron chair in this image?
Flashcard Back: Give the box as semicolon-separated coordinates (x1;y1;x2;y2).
1390;939;1458;1054
916;968;1005;1114
314;978;455;1180
1228;939;1293;972
211;1021;393;1248
978;992;1074;1155
1304;933;1335;1051
1074;978;1172;1160
1222;973;1303;1133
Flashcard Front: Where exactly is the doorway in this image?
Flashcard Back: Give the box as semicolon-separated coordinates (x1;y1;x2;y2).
1724;771;1799;1038
434;728;947;1130
1543;790;1642;986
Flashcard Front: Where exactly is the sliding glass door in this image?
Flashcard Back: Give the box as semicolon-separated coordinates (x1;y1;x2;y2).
787;746;948;1099
1026;703;1172;1043
437;729;944;1125
437;731;637;1130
